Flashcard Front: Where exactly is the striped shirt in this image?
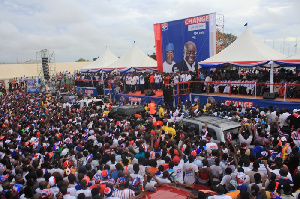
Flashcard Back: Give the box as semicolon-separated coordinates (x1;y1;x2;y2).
112;188;135;199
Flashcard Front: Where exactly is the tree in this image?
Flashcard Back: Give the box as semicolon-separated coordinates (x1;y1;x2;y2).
76;58;86;62
216;30;237;53
149;53;156;60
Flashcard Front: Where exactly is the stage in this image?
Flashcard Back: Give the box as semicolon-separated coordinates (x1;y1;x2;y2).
191;93;300;110
115;90;165;105
105;89;300;110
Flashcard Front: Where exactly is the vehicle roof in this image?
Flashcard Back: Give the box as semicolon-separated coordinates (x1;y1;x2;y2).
114;105;144;109
142;185;193;199
83;98;103;103
183;116;241;130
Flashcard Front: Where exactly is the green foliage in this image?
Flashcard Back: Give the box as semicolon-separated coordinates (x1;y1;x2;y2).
76;58;86;62
149;53;156;60
216;30;238;53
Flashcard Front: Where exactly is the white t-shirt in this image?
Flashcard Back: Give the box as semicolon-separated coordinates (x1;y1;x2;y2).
76;189;92;198
220;174;232;190
157;177;171;184
173;160;184;184
154;75;160;83
140;76;145;85
163;61;175;73
210;165;223;181
208;195;232;199
183;162;198;184
205;142;218;155
145;180;157;191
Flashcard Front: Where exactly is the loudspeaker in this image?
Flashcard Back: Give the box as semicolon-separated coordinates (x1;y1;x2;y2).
42;57;50;80
193;78;203;94
96;85;104;95
263;92;276;100
144;89;155;96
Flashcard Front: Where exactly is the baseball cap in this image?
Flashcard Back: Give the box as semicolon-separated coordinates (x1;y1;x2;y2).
281;137;287;142
172;156;180;165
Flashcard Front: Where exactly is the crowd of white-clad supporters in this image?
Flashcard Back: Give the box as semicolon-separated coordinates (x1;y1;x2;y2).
0;86;300;199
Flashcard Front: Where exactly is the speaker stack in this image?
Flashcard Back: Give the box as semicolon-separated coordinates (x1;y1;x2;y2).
263;92;276;100
163;86;174;103
144;89;155;96
42;57;50;80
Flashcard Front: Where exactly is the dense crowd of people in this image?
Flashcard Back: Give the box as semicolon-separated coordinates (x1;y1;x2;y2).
0;80;299;199
0;67;299;199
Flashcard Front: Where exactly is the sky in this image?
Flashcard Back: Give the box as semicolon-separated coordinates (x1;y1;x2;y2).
0;0;299;63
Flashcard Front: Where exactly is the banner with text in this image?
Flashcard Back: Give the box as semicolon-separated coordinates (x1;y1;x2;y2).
154;13;216;72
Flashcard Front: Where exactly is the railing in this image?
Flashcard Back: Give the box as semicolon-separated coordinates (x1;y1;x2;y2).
73;79;300;102
174;81;300;102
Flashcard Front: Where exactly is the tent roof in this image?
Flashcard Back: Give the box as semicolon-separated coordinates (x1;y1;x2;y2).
0;61;91;80
200;26;285;67
274;51;300;66
106;43;157;69
281;52;300;60
81;46;119;70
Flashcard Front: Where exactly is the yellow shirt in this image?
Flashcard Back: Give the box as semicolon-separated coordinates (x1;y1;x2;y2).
103;111;109;116
162;125;168;132
165;127;176;139
159;107;164;118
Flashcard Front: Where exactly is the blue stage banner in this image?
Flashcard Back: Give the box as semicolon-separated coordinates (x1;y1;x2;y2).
75;87;98;96
191;94;300;111
27;79;39;93
117;94;164;105
156;13;216;73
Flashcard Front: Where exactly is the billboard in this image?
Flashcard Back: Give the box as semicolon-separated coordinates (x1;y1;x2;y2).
154;13;216;72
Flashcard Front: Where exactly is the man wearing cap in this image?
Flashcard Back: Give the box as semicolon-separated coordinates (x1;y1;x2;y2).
286;109;300;129
163;43;176;73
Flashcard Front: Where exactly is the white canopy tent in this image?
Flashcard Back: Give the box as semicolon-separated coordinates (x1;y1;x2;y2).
80;46;119;72
104;43;157;71
274;51;300;66
200;26;285;66
200;26;286;93
0;61;91;80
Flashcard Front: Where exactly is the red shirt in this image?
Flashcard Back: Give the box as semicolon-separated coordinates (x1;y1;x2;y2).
150;75;154;83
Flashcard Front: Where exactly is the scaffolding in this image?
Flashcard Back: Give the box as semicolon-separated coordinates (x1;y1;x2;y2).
216;14;225;54
36;49;56;81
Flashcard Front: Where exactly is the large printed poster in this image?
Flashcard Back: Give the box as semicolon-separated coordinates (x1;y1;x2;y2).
154;13;216;72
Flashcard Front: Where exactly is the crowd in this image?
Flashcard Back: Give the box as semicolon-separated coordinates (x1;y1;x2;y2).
0;81;299;199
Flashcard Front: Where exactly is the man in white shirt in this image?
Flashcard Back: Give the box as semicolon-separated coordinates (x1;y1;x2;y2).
172;156;184;184
139;73;145;94
154;73;160;90
163;43;176;73
183;155;198;184
75;179;92;198
130;74;136;93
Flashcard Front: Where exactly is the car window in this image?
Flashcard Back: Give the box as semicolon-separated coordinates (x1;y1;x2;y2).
110;108;118;113
182;121;199;135
223;127;240;141
207;127;217;140
95;101;103;106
